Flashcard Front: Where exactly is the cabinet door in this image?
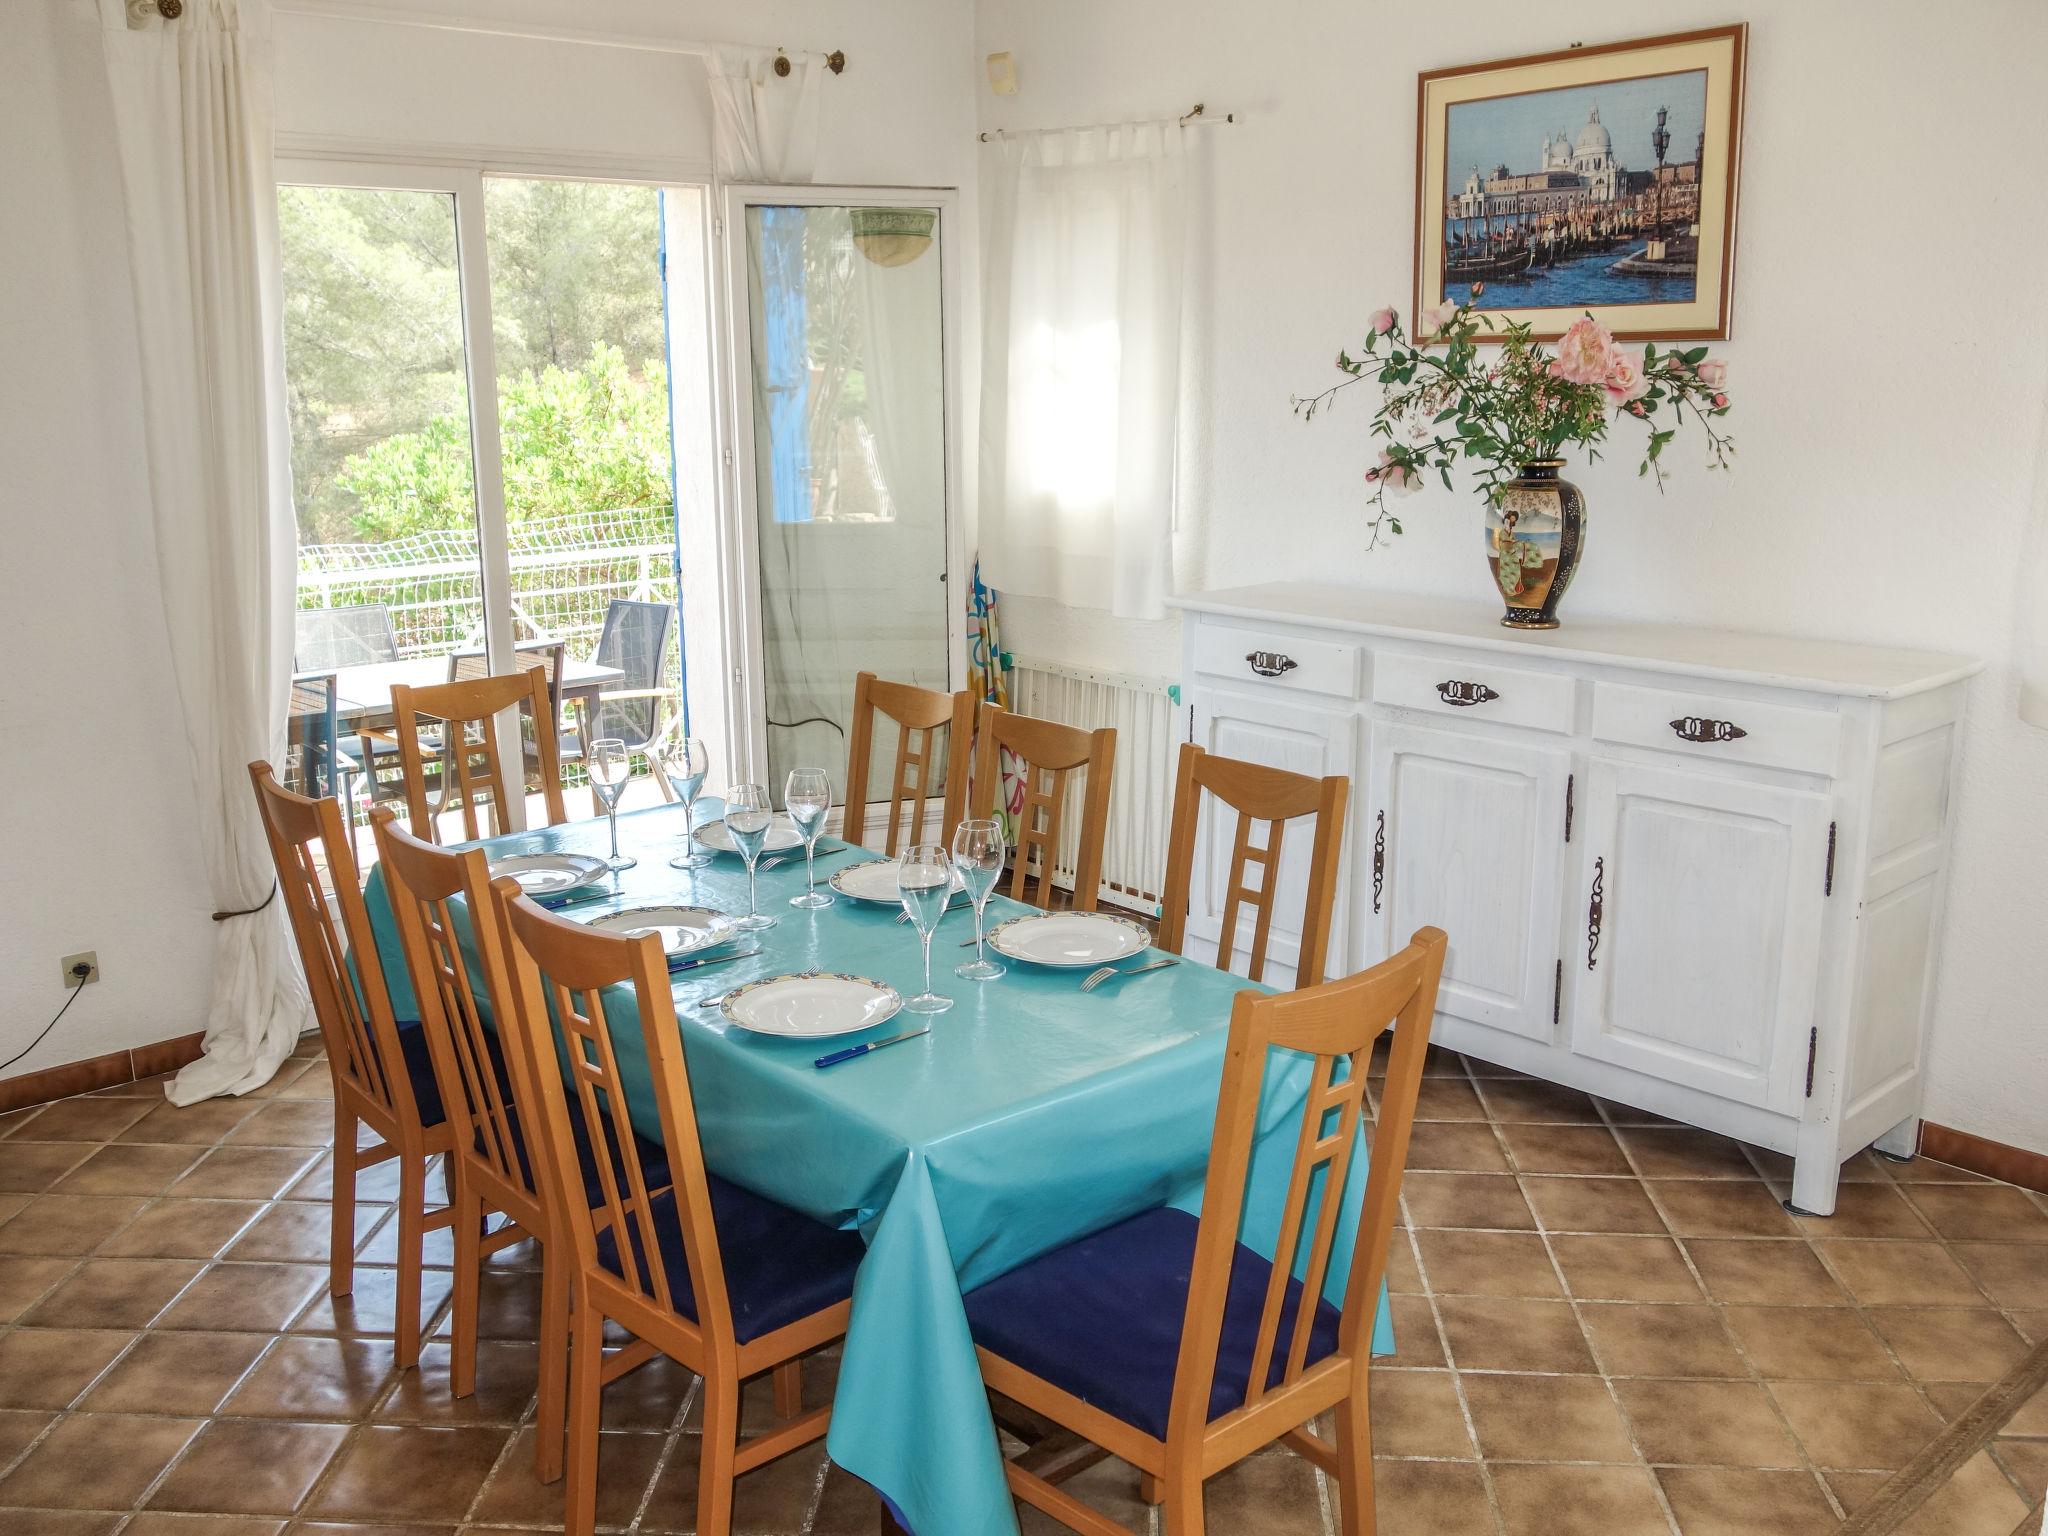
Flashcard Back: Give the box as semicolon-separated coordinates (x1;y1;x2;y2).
1187;688;1357;981
1570;759;1829;1113
1366;722;1570;1044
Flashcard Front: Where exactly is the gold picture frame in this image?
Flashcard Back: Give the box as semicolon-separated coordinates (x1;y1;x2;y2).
1414;25;1746;341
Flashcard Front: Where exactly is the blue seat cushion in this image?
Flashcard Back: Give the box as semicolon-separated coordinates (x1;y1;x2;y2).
390;1020;448;1130
595;1181;865;1343
961;1206;1344;1440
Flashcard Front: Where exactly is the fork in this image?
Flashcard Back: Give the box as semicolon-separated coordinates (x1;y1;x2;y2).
1080;956;1179;993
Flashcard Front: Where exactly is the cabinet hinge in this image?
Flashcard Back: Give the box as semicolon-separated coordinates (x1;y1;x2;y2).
1564;773;1575;843
1552;959;1562;1027
1824;821;1837;897
1803;1027;1818;1098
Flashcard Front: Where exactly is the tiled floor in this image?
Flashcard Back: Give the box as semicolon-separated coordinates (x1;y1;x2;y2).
1;1034;2044;1534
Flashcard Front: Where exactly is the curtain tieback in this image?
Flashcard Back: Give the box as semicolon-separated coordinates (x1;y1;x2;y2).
212;882;277;922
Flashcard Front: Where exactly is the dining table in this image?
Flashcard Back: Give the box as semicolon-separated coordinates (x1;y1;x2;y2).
361;800;1393;1536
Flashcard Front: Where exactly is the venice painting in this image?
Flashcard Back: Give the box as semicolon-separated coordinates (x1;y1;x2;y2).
1415;27;1746;340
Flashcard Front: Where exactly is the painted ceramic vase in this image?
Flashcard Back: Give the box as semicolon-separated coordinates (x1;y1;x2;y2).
1484;460;1585;630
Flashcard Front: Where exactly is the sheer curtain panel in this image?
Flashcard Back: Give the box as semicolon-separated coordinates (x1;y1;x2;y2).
98;0;307;1102
979;122;1188;621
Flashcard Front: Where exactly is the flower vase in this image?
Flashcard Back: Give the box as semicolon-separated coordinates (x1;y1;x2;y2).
1484;460;1585;630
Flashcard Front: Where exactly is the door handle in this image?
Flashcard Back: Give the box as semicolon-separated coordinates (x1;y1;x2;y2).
1246;651;1298;679
1585;856;1605;970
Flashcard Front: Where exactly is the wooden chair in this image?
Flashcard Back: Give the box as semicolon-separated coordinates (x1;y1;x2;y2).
962;928;1449;1536
842;671;976;855
389;666;569;843
489;880;866;1536
1157;743;1349;990
369;807;571;1481
971;704;1116;912
246;762;454;1369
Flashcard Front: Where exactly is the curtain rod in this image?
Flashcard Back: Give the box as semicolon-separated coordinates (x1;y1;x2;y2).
978;102;1235;143
268;0;846;69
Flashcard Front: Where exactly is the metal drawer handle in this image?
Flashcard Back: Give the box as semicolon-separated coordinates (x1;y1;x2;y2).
1371;810;1385;914
1437;679;1500;707
1670;716;1747;744
1246;650;1298;679
1585;857;1604;970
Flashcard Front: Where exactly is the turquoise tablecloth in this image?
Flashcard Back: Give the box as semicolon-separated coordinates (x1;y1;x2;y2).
363;802;1391;1536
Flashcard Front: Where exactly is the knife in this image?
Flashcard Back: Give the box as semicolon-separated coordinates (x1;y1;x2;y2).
668;948;762;976
814;1027;930;1070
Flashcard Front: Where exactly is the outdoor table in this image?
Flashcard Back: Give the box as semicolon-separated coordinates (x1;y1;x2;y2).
362;802;1392;1536
298;652;626;731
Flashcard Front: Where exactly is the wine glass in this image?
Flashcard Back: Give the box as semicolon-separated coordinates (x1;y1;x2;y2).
725;782;777;932
951;818;1006;980
784;767;834;909
897;843;955;1015
656;736;711;870
588;738;636;871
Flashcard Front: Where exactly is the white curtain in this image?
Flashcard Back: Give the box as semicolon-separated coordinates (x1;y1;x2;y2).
705;45;822;183
979;122;1188;621
2019;392;2048;727
99;0;307;1103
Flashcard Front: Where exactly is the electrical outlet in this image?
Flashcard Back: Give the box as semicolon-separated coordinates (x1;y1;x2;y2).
61;952;98;989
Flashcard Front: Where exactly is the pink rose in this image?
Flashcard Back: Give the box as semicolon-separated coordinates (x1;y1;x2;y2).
1376;450;1422;497
1603;347;1650;405
1552;316;1617;386
1696;358;1728;388
1712;392;1729;409
1418;302;1458;336
1368;307;1398;336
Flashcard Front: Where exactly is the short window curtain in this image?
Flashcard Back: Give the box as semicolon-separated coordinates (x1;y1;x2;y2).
979;122;1188;621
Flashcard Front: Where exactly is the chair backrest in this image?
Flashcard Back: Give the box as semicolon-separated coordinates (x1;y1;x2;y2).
591;600;674;745
490;878;737;1349
1167;927;1447;1446
971;704;1116;911
842;671;976;856
1156;743;1350;989
371;808;544;1218
295;604;400;671
246;761;425;1136
390;666;568;843
287;673;340;798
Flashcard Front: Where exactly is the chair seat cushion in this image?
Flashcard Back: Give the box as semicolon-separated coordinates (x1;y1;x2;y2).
961;1206;1343;1440
595;1181;865;1343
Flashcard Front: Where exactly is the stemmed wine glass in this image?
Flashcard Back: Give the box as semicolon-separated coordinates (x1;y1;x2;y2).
725;782;777;932
896;843;955;1015
655;736;711;870
588;738;636;871
784;767;834;909
951;819;1006;980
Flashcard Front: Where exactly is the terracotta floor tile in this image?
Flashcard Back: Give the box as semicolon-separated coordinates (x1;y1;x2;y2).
1616;1377;1802;1467
1887;1156;1991;1184
307;1424;511;1522
1721;1305;1901;1381
472;1425;662;1528
226;1200;387;1263
1903;1184;2048;1242
119;1102;260;1146
157;1262;330;1332
1549;1235;1702;1302
1768;1380;1945;1469
1008;1455;1153;1535
11;1098;156;1143
1498;1122;1633;1176
1367;1457;1492;1530
600;1352;699;1432
23;1257;204;1328
0;1254;75;1323
1617;1126;1762;1180
1380;1292;1446;1367
1473;1077;1604;1124
1460;1372;1636;1462
1413;1228;1561;1298
1948;1243;2048;1311
276;1525;450;1536
80;1329;273;1415
1593;1097;1678;1127
169;1148;325;1201
224;1336;398;1419
1364;1369;1475;1459
50;1144;207;1197
2005;1377;2048;1435
1204;1445;1333;1533
1684;1239;1846;1305
0;1411;203;1509
122;1515;287;1536
1403;1121;1511;1174
1650;1179;1799;1238
355;1212;456;1269
1522;1175;1667;1234
148;1418;350;1516
0;1326;134;1409
0;1405;55;1470
1655;1466;1841;1536
0;1141;94;1192
1491;1462;1670;1536
1896;1449;2032;1535
1437;1294;1596;1373
371;1340;538;1426
1787;1181;1934;1240
0;1193;147;1255
1400;1171;1535;1231
0;1191;30;1225
1383;1228;1423;1294
642;1431;833;1532
1816;1239;1989;1307
1407;1077;1489;1122
1993;1439;2048;1498
1580;1302;1746;1379
223;1102;340;1149
97;1198;268;1259
1869;1307;2029;1382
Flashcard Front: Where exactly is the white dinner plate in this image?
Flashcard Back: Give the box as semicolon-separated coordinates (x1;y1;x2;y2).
720;971;903;1039
579;905;738;959
487;851;609;898
828;858;967;904
987;911;1151;969
691;817;802;857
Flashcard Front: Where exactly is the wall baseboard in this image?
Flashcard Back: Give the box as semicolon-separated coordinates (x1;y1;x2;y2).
0;1031;205;1114
1918;1122;2048;1196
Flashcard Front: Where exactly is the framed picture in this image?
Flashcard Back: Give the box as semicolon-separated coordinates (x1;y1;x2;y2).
1414;25;1746;341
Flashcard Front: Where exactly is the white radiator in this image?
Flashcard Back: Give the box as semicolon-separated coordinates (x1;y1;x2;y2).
1007;658;1182;914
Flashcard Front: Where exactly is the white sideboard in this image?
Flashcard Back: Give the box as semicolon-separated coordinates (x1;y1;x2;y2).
1169;583;1981;1215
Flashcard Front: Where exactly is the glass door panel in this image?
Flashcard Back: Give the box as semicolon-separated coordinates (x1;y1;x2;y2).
741;202;951;800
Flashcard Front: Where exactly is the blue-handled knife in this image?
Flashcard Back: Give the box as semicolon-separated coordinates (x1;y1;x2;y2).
814;1027;930;1070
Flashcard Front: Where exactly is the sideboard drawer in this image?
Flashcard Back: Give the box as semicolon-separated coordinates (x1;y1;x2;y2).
1371;650;1576;734
1192;623;1361;700
1591;682;1843;777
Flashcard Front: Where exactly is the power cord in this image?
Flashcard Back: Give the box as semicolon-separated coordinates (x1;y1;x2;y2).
1;962;94;1075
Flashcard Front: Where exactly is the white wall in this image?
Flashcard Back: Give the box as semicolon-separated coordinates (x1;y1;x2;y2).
974;0;2048;1153
0;0;976;1084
